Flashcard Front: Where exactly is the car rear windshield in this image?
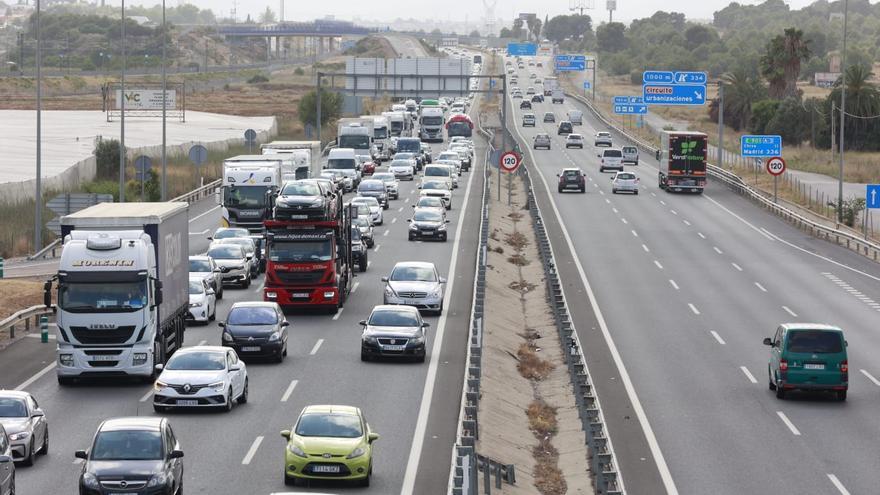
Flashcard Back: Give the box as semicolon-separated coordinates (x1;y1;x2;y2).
296;413;362;438
425;168;450;177
92;430;163;461
213;228;248;239
786;330;843;353
617;173;636;180
227;307;277;325
369;310;421;327
604;150;623;157
166;352;225;371
564;170;580;178
391;160;413;168
359;181;385;192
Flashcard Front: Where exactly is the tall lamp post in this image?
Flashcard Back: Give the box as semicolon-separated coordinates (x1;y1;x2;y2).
161;0;167;200
119;0;126;202
34;0;42;251
837;0;849;224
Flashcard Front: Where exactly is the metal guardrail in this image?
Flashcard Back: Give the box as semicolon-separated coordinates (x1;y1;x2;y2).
27;238;62;261
170;179;223;205
568;92;880;262
0;305;54;342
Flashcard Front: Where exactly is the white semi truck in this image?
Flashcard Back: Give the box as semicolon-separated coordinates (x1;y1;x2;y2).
261;141;323;181
221;155;284;232
361;115;390;161
419;107;445;143
337;118;375;160
383;111;411;138
48;202;189;385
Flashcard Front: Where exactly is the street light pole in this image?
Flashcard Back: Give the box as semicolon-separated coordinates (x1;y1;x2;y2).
718;81;724;167
837;0;849;224
34;0;42;251
161;0;167;200
119;0;126;202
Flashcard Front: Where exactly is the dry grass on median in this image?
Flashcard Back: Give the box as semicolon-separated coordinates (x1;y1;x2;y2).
528;400;567;495
517;342;555;380
0;278;46;321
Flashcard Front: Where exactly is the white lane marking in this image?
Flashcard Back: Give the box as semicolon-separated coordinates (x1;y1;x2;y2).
139;388;154;403
669;279;679;290
698;232;706;239
776;412;801;436
710;331;726;345
732;262;743;271
683;220;691;226
14;363;56;391
642;244;650;253
309;339;324;355
190;205;221;223
351;281;360;294
398;206;404;212
383;230;390;237
599;190;605;195
670;209;678;215
654;260;664;270
392;217;398;224
740;366;758;384
404;197;410;203
332;308;344;321
189;229;209;236
509;95;681;494
755;282;767;292
688;303;701;315
402;131;479;495
827;474;851;495
703;195;776;241
612;207;618;214
242;436;264;465
713;246;723;254
252;282;264;294
621;218;628;224
281;379;299;402
198;339;207;346
605;199;611;204
651;192;656;197
631;230;638;237
375;244;382;253
660;200;666;206
782;306;798;317
860;369;880;387
367;261;372;268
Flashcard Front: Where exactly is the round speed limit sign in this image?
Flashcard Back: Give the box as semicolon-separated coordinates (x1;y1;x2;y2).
500;151;522;173
766;156;786;176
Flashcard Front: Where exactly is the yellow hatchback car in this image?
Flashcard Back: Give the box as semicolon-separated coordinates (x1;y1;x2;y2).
281;405;379;487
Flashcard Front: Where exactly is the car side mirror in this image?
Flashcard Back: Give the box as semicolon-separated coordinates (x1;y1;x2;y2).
422;322;430;328
169;450;184;459
155;363;164;372
763;338;773;346
43;280;52;307
75;450;88;460
406;218;412;222
446;219;451;223
207;236;213;240
230;364;241;372
280;430;291;440
439;277;447;283
32;408;45;418
206;288;215;295
281;321;289;327
611;176;615;180
381;276;389;282
368;432;380;443
359;319;368;326
655;150;661;161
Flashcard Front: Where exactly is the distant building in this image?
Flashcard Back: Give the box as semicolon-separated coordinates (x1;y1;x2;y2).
129;16;155;27
814;72;840;88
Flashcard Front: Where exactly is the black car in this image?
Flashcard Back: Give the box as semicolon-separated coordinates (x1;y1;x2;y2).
557;121;573;135
273;180;335;221
543;112;556;123
557;168;586;193
76;417;183;495
357;180;389;209
407;208;450;242
520;100;532;110
531;94;544;103
351;226;369;273
248;235;266;273
220;302;289;362
360;305;429;362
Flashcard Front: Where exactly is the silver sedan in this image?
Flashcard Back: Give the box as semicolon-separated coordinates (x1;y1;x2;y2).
0;391;48;466
382;261;446;315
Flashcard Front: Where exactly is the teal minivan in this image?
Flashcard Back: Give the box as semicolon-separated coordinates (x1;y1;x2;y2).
764;324;848;401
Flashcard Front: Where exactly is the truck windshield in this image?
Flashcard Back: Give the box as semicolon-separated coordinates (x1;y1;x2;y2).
224;185;270;208
390;121;402;132
422;116;443;126
269;240;333;262
60;280;148;312
338;135;370;149
374;128;388;139
327;158;356;170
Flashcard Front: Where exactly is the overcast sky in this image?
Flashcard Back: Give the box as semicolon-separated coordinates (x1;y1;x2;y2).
128;1;843;25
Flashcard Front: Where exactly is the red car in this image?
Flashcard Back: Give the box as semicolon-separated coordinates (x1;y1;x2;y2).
362;161;376;176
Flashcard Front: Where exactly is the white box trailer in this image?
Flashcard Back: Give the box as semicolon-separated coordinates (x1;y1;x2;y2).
261;141;322;180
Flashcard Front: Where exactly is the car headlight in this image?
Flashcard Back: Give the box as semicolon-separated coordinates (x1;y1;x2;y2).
154;380;168;392
82;472;100;489
222;332;233;342
208;381;225;393
8;432;29;441
146;471;169;488
288;444;308;458
189;302;201;308
438;223;447;231
233;264;245;270
430;288;443;298
384;286;395;297
362;334;378;345
268;331;281;342
346;447;366;459
409;223;419;230
410;335;426;345
312;199;324;207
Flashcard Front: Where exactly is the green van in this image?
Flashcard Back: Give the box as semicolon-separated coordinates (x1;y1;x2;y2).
764;324;848;401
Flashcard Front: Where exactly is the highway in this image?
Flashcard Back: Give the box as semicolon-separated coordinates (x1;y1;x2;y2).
382;34;430;58
506;57;880;495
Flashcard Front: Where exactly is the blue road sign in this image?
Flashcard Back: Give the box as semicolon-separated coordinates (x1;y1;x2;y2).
673;71;708;84
615;96;644;104
867;185;880;209
613;104;648;115
507;43;537;56
643;84;706;105
555;54;585;71
643;71;674;84
583;81;591;89
134;155;152;180
613;96;628;104
741;135;782;158
188;144;208;167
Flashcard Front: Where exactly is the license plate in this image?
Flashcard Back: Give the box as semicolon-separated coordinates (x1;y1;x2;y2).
312;465;341;473
241;346;261;352
804;363;825;370
404;298;422;305
290;214;308;219
293;292;310;298
176;400;198;406
383;345;406;351
91;355;117;361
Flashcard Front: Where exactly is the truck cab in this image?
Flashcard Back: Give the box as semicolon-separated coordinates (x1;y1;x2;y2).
221;160;281;232
325;148;361;191
337;120;375;160
420;107;445;143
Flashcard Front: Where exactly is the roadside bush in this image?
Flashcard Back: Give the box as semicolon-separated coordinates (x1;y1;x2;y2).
94;138;120;181
247;74;269;84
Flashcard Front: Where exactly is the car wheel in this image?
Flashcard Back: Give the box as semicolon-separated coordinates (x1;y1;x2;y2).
408;234;415;241
775;381;786;399
600;167;604;172
153;404;166;413
57;376;73;386
837;390;847;401
238;379;249;403
224;388;234;412
635;190;639;195
359;255;368;273
768;367;776;391
22;439;35;466
612;189;617;194
359;471;371;487
243;277;251;289
580;188;586;193
39;428;48;456
209;306;216;321
416;354;426;364
284;474;297;486
217;286;223;300
361;351;370;362
558;187;563;193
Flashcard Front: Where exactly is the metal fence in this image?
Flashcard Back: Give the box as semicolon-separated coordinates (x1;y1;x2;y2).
0;305;54;343
568;92;880;262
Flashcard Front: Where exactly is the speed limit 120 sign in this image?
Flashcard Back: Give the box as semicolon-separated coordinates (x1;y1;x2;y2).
766;156;786;176
500;151;522;173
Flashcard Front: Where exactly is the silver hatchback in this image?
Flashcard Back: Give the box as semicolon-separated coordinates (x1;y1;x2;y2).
622;146;639;165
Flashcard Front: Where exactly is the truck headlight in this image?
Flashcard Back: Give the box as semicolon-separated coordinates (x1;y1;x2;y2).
133;353;148;366
59;354;74;366
266;292;277;299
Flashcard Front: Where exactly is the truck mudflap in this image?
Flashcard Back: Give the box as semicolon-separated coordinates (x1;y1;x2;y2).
264;286;341;309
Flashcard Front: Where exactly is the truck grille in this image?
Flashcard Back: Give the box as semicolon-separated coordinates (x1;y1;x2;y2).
275;270;326;285
70;326;137;345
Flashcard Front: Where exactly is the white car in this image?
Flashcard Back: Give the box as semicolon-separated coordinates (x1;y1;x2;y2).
189;255;223;300
188;276;216;324
419;179;453;210
611;171;640;194
152;346;248;413
388;159;416;181
351;196;383;225
371;172;400;199
206;243;252;288
382;261;447;315
432;163;460;188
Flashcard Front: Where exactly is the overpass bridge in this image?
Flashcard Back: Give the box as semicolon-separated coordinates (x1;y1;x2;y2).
218;20;382;58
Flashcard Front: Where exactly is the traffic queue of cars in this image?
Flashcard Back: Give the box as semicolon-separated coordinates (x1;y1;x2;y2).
0;92;478;492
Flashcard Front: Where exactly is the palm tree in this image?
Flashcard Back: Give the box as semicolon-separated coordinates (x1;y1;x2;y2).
710;69;767;130
760;28;811;99
829;64;880;150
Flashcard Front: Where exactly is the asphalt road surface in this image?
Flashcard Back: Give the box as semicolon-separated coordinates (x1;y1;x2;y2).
506;57;880;495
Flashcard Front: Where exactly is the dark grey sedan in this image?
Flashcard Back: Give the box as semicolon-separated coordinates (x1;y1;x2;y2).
360;305;429;363
534;133;552;150
220;302;289;362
